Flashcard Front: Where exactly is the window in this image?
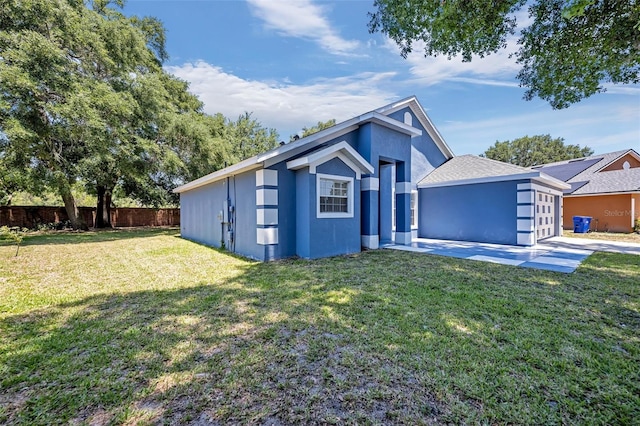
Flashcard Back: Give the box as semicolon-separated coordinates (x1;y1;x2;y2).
410;191;418;229
317;174;353;218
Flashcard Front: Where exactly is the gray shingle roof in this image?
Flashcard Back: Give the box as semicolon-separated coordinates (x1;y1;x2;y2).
418;155;532;185
533;149;640;195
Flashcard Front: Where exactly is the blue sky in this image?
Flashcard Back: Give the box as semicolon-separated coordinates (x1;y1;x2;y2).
125;0;640;156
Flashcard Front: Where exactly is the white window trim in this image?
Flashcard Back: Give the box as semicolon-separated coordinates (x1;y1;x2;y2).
316;173;354;219
411;190;418;229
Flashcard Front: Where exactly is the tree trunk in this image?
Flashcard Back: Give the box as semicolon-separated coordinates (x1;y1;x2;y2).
60;184;88;230
95;185;113;228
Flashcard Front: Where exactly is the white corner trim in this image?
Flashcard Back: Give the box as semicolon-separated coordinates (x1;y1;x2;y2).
257;208;278;226
256;188;278;206
517;190;535;204
257;228;278;245
395;182;412;194
361;177;379;192
517;219;534;232
395;232;413;245
361;235;379;249
316;173;354;219
517;205;534;218
517;233;535;246
256;169;278;187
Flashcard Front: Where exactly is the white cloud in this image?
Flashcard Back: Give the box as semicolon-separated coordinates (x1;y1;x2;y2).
166;61;398;137
393;37;521;87
246;0;360;56
438;101;640;156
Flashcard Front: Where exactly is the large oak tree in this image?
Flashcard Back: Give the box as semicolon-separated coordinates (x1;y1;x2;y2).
369;0;640;109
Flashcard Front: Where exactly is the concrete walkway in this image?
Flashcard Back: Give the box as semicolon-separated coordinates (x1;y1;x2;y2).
540;236;640;256
383;235;640;273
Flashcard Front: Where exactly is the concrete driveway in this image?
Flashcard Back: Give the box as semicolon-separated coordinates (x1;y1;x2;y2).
384;235;639;273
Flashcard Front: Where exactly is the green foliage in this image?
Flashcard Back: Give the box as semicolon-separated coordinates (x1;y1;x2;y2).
0;0;269;221
369;0;640;108
634;218;640;233
481;134;594;167
0;226;25;256
291;119;337;141
226;112;279;162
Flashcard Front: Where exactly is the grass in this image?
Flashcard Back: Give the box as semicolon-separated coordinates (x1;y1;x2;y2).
1;228;638;425
562;230;640;243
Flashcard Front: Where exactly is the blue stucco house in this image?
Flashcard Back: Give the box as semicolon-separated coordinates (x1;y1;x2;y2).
174;97;569;261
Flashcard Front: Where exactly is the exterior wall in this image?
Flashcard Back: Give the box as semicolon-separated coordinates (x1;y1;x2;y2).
563;193;638;232
386;107;448;185
358;122;413;248
295;157;361;259
180;169;268;261
419;180;519;245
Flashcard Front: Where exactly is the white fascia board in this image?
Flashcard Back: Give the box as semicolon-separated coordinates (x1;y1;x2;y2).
358;112;422;136
286;141;374;175
376;96;455;159
532;172;572;190
565;190;640;198
418;171;567;189
173;157;261;193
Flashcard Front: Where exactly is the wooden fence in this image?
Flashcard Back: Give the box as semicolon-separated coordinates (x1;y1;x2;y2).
0;206;180;229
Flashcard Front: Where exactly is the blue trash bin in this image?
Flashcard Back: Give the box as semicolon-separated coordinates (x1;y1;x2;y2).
573;216;592;233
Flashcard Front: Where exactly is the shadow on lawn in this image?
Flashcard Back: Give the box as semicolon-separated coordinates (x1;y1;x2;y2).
1;250;638;425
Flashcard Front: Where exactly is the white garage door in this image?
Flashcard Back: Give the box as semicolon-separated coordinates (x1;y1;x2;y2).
536;192;555;240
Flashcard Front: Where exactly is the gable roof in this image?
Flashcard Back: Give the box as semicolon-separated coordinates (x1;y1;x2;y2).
286;141;374;179
418;155;569;190
532;149;640;195
174;97;449;194
374;96;455;159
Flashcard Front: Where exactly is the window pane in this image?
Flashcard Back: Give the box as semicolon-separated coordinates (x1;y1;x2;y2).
319;178;349;213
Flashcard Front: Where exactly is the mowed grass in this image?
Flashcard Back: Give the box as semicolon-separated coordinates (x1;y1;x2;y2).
0;229;638;425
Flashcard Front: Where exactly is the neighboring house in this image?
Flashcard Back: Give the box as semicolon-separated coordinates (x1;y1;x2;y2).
532;149;640;232
418;155;569;246
174;97;569;261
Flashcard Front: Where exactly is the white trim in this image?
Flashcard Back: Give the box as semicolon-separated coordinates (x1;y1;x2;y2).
174;160;261;193
256;188;278;206
517;205;534;218
419;171;570;190
286;141;374;179
375;96;455;159
361;177;379;191
517;183;532;191
395;181;412;194
517;219;534;232
517;233;535;246
316;173;354;219
410;190;418;229
564;191;640;198
395;232;413;245
517;190;535;204
257;228;278;245
256;208;278;226
361;235;379;249
256;169;277;187
632;198;636;228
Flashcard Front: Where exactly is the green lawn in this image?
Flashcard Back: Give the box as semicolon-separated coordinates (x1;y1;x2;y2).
1;229;638;425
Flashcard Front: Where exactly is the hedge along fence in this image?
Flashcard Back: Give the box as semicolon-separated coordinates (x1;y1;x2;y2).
0;206;180;229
